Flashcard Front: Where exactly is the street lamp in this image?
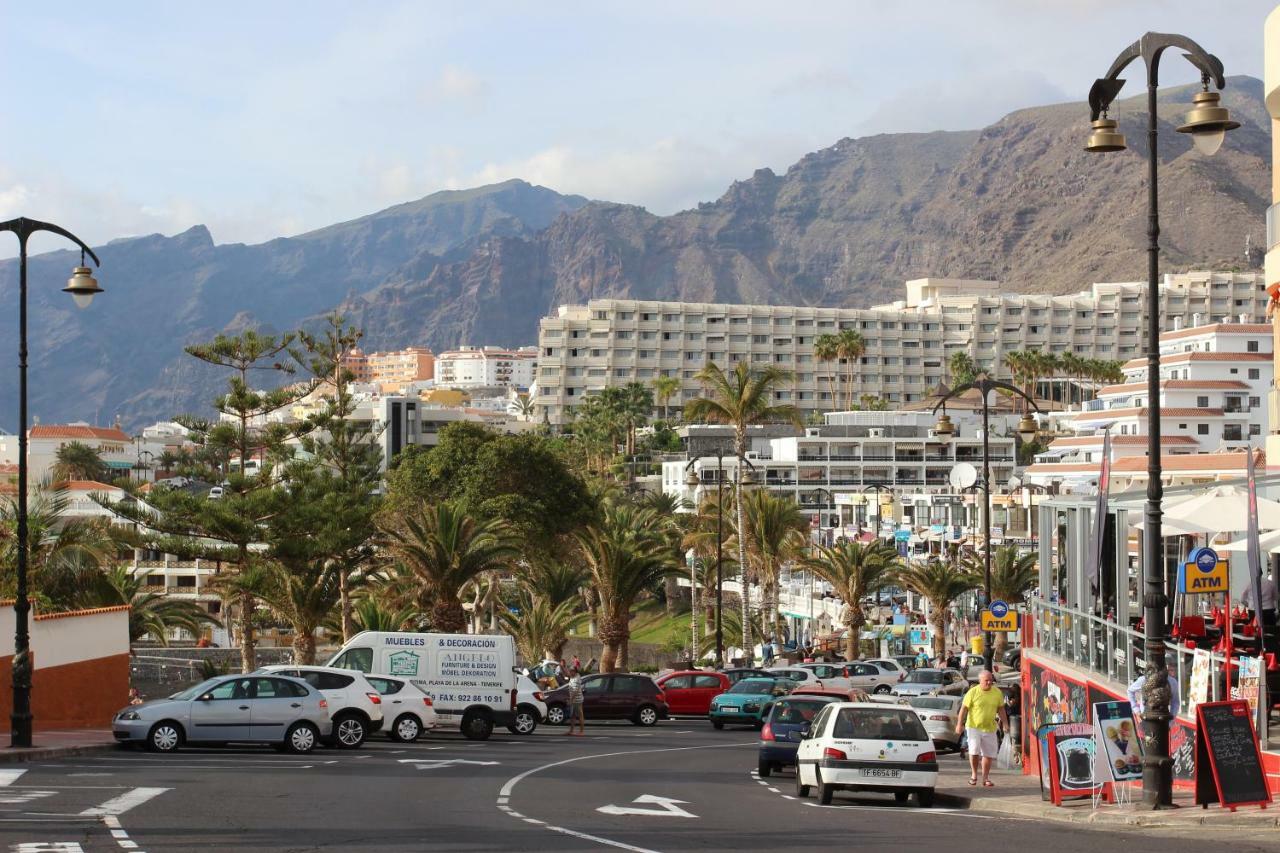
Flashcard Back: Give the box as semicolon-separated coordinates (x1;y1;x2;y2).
1085;32;1237;809
685;455;725;668
932;374;1040;675
859;481;892;541
0;218;102;748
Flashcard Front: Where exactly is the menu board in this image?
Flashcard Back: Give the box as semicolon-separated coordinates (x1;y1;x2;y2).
1194;700;1271;810
1093;701;1142;783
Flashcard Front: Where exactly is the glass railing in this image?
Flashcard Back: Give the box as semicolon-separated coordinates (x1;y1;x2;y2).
1269;201;1280;250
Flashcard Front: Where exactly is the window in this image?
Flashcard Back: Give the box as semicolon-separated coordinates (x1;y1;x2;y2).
1251;424;1261;436
330;647;373;672
693;675;723;689
662;675;693;690
1249;368;1261;380
252;678;287;699
1250;396;1261;408
1197;396;1210;408
204;679;249;700
1248;340;1260;352
1197;424;1209;435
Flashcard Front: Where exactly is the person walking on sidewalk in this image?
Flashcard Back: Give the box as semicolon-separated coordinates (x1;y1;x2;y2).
956;670;1008;787
565;668;586;736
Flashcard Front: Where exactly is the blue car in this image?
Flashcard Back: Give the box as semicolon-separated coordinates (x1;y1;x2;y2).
709;677;796;729
757;694;841;777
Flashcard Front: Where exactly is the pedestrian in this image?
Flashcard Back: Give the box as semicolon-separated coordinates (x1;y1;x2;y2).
565;668;586;737
956;670;1008;787
946;649;961;670
571;653;582;672
915;648;929;669
128;687;143;706
1241;566;1280;628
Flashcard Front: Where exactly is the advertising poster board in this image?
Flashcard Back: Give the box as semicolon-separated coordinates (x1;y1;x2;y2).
1046;722;1105;805
1187;649;1212;718
1092;701;1142;783
1235;656;1261;720
1194;699;1271;810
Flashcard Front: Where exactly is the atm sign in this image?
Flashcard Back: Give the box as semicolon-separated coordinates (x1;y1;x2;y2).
1182;560;1228;593
980;610;1018;632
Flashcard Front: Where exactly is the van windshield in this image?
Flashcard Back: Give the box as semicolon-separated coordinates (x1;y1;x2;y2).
329;647;373;672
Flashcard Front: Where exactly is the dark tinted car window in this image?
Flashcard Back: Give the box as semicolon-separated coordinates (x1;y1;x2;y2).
693;675;723;689
282;679;311;698
367;677;403;694
318;672;355;690
772;699;831;724
613;676;653;693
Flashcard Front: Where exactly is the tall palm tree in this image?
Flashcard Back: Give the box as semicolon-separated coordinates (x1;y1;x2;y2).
499;591;580;663
575;504;677;672
963;545;1038;657
378;502;521;633
948;351;978;388
897;559;978;656
49;442;109;483
651;375;681;421
208;561;276;673
686;362;803;660
682;490;738;661
802;541;898;661
813;334;840;411
255;561;342;665
78;565;219;645
737;490;809;646
836;329;866;410
515;560;586;609
1058;351;1086;405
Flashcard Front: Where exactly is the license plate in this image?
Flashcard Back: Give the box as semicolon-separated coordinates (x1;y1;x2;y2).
860;768;902;778
720;705;738;712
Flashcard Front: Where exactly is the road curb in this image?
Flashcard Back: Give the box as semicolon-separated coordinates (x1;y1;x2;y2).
0;743;117;764
961;793;1280;828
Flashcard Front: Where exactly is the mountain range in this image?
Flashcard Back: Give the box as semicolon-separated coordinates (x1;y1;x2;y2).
0;77;1269;430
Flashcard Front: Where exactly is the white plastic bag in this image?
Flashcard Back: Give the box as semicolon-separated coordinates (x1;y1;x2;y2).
996;733;1015;770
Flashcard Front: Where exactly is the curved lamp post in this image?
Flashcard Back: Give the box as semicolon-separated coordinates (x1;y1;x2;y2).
0;218;102;748
1085;32;1238;809
685;454;754;668
859;481;892;541
932;376;1040;675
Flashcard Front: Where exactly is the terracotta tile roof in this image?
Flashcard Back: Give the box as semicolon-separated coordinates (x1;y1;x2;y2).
1098;380;1250;394
1073;407;1225;421
33;605;131;621
1048;435;1197;448
60;480;120;492
1122;352;1272;369
1159;323;1272;342
29;425;130;442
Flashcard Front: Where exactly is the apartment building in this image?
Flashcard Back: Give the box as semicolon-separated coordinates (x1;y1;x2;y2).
536;271;1268;425
341;347;435;393
361;395;537;470
435;346;538;389
0;423;137;483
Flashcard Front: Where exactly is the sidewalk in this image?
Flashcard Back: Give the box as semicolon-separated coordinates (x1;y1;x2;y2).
936;761;1280;828
0;729;117;764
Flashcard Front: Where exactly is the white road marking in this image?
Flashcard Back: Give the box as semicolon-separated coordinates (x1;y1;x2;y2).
596;795;697;818
79;787;168;817
0;770;26;787
13;844;85;852
0;791;55;805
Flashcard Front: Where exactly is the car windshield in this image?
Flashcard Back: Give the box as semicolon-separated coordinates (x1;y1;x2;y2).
833;707;930;741
772;699;829;724
728;679;776;695
168;678;223;701
908;697;956;711
904;670;945;684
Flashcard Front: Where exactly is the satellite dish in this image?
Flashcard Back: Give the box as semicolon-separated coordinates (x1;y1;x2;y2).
949;462;978;490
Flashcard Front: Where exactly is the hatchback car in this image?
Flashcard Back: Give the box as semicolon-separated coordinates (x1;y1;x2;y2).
722;667;773;685
113;674;330;753
865;659;909;682
257;664;385;748
904;694;964;751
758;694;841;776
791;686;872;704
509;674;548;735
656;670;729;716
709;677;796;729
890;668;968;698
765;666;824;688
795;702;938;807
543;673;669;727
366;675;438;742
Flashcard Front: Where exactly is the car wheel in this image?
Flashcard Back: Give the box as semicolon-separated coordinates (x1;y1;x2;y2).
332;713;368;749
146;721;183;753
392;714;421;743
916;789;936;809
874;684;891;694
894;791;910;804
633;705;659;727
795;767;810;798
544;703;568;726
461;711;494;741
711;720;725;730
817;770;834;805
508;707;538;735
757;758;772;778
284;722;319;754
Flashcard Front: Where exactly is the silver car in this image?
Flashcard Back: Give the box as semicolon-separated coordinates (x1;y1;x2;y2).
905;694;964;750
113;674;332;754
890;668;969;698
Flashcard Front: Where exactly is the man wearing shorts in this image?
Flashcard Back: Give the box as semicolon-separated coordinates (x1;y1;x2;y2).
956;670;1008;787
565;669;585;736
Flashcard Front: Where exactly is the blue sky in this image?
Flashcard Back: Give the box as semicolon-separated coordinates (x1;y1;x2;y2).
0;1;1273;256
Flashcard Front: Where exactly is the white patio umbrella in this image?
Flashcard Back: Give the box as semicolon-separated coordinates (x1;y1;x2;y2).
1130;515;1211;537
1152;485;1280;535
1218;528;1280;555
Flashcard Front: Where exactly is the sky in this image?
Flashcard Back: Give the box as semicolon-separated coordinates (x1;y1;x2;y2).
0;1;1274;257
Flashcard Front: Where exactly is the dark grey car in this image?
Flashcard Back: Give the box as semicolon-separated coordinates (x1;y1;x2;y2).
113;675;332;753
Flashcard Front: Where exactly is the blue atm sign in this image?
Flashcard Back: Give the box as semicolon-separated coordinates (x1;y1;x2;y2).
1178;547;1228;594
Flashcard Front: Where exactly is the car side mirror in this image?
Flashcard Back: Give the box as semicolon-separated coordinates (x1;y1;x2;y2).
197;694;212;702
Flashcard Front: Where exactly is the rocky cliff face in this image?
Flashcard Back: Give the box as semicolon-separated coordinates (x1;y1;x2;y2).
1;79;1268;428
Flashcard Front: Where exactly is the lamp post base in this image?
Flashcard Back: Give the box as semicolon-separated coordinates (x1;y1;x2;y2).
10;713;32;749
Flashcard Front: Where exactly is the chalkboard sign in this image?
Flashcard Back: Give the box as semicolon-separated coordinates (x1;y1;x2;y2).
1194;699;1271;810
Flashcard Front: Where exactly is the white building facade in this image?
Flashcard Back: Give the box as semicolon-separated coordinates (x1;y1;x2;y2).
435;346;538;389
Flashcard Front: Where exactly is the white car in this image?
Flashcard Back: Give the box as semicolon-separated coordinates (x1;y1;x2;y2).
865;659;909;683
257;665;385;748
509;675;548;735
366;675;438;742
765;666;825;688
795;701;938;807
903;694;963;751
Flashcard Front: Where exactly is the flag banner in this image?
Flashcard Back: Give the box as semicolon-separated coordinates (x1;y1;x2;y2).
1087;428;1111;596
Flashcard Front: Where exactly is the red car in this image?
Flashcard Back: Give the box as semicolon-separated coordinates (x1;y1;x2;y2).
790;686;871;703
655;670;730;715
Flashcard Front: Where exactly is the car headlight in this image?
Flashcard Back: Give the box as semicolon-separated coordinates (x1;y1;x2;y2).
117;711;140;721
743;703;760;712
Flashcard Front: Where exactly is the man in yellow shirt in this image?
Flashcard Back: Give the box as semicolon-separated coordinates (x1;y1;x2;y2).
955;670;1009;787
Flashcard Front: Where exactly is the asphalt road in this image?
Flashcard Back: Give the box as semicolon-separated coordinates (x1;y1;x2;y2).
2;721;1277;852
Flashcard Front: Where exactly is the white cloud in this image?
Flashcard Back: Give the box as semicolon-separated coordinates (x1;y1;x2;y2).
422;65;489;105
858;70;1071;135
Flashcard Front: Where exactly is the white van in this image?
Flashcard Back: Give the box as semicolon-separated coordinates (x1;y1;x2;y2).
327;631;518;740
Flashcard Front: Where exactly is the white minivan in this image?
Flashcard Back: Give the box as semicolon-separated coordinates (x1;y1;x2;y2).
327;631;518;740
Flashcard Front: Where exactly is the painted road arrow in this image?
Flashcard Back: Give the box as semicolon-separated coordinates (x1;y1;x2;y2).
596;795;697;818
398;758;501;770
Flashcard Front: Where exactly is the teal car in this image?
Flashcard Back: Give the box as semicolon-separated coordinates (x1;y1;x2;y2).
709;677;797;729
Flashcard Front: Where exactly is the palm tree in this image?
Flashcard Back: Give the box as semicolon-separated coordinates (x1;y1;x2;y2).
78;565;219;645
836;329;866;410
962;545;1038;658
802;541;898;661
49;442;108;483
948;351;978;388
1058;351;1086;405
0;483;119;609
686;362;803;661
208;561;276;673
897;559;978;656
813;334;840;411
379;503;520;633
347;596;419;633
255;561;342;665
737;490;808;646
637;491;692;616
682;490;738;661
515;560;587;608
575;504;677;672
499;592;580;663
651;375;681;421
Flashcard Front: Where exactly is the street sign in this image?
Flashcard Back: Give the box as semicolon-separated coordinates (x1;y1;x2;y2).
980;608;1018;632
894;529;911;542
597;795;697;818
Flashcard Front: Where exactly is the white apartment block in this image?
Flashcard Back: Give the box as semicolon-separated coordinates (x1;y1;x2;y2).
435;346;538;389
536;271;1268;425
0;423;144;483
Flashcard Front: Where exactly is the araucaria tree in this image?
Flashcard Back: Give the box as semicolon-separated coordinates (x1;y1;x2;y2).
686;362;802;662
